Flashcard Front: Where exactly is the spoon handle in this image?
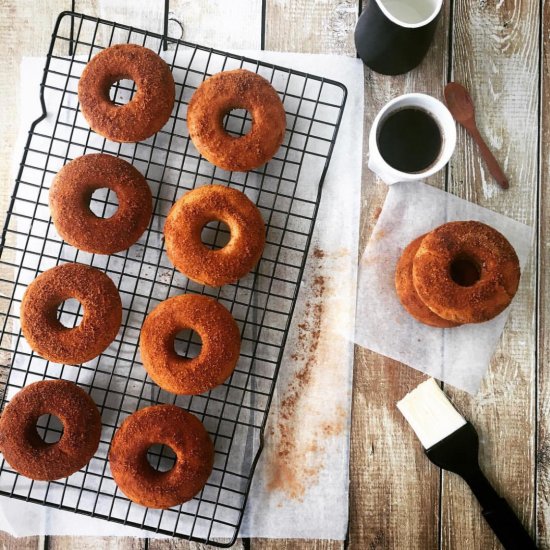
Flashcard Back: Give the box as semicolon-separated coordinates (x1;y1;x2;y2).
466;125;509;190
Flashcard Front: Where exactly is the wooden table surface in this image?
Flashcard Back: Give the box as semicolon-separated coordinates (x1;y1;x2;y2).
0;1;547;548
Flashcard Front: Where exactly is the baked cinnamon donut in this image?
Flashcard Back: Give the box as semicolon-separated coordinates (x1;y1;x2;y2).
49;154;152;254
0;380;101;480
78;44;175;142
187;69;286;171
413;221;521;324
140;294;240;395
164;185;265;287
21;263;122;364
395;234;461;328
109;404;214;508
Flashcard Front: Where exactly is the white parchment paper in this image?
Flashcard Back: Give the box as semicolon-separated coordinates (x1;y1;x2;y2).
355;181;533;394
0;51;363;539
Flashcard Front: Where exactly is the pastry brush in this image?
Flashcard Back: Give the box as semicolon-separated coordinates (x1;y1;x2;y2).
397;378;536;550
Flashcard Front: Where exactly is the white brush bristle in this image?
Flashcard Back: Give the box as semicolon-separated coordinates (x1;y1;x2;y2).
397;378;467;449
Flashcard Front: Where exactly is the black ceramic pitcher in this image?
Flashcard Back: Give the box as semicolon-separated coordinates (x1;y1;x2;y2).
355;0;442;75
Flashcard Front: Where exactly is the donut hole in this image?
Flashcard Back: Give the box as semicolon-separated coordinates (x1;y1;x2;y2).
174;328;202;359
89;188;119;219
147;443;177;472
450;255;481;287
57;298;82;328
109;78;136;106
201;220;231;250
35;414;63;445
223;108;252;137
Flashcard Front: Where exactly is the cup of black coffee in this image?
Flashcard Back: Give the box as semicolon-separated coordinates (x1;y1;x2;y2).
368;93;456;185
355;0;443;75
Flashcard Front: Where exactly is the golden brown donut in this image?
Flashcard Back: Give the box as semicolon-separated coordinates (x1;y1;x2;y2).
78;44;175;142
140;294;241;395
395;234;461;328
164;184;266;287
109;404;214;508
187;69;286;171
21;263;122;364
0;380;101;480
49;154;152;254
413;221;521;324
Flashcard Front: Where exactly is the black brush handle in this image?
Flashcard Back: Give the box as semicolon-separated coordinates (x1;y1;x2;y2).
465;470;537;550
483;498;536;550
426;424;537;550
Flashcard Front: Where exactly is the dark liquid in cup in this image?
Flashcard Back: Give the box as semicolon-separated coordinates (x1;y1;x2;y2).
377;108;442;173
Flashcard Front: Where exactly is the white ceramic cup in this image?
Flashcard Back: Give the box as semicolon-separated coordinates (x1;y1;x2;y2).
368;93;456;185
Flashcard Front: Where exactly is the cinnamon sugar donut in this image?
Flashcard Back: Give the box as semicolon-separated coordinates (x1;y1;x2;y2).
164;185;265;287
140;294;241;395
0;380;101;480
78;44;175;142
187;69;286;171
21;263;122;364
395;234;461;328
413;221;521;324
49;154;152;254
109;404;214;508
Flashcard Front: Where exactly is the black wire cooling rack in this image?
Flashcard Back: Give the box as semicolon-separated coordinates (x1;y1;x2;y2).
0;11;347;546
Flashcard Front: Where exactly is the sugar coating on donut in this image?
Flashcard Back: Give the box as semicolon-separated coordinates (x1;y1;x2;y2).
412;221;520;324
140;293;241;395
0;380;101;480
21;263;122;364
109;404;214;508
78;44;175;143
187;69;286;172
49;154;152;254
164;184;266;287
395;234;461;328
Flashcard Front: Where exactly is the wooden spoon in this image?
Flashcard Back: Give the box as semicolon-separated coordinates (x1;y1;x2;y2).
444;82;509;190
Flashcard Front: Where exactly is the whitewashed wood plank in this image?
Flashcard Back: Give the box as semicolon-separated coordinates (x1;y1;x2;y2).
148;539;245;550
350;1;452;548
0;533;44;550
251;541;341;550
442;0;539;548
167;0;262;49
263;1;448;549
537;2;550;548
265;0;357;55
48;537;144;550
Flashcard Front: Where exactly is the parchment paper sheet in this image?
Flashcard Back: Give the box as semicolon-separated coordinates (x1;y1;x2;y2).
0;51;363;539
355;181;533;394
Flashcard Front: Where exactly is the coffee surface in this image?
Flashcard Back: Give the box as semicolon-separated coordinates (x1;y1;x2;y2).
377;108;442;173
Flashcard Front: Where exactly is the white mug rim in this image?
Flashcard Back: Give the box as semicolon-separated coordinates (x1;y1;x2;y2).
369;93;456;182
374;0;443;29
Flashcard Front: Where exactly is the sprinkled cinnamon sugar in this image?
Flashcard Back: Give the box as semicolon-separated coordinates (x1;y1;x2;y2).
265;247;349;501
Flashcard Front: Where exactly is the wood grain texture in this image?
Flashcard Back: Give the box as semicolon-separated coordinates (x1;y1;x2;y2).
538;2;550;548
442;1;540;549
250;541;340;550
48;538;145;550
265;0;357;55
349;1;452;549
149;540;244;550
168;0;262;49
0;534;44;550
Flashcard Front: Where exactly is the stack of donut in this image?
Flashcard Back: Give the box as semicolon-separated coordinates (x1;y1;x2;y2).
395;221;521;327
1;43;287;510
